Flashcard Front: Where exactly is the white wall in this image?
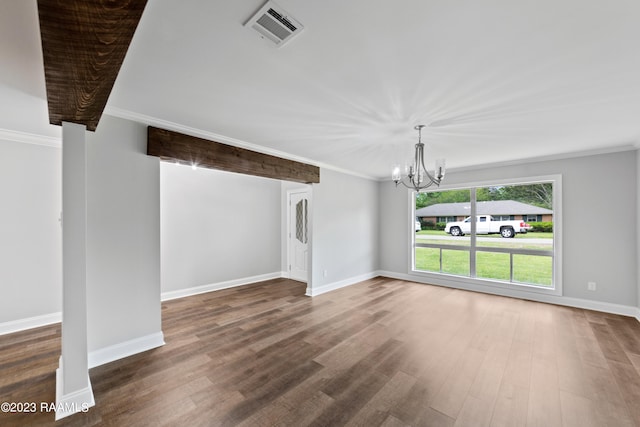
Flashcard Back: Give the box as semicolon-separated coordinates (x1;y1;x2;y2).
86;116;162;353
380;150;638;308
309;168;379;293
160;164;282;294
378;179;410;275
0;139;61;324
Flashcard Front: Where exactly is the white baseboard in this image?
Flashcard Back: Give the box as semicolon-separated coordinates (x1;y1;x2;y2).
0;312;61;336
88;331;165;369
556;296;639;319
378;270;640;319
305;271;379;297
161;271;285;301
55;358;95;420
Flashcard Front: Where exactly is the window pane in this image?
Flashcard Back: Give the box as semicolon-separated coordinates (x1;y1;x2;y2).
476;251;510;281
295;200;304;243
415;247;440;272
416;189;471;245
442;249;469;276
295;199;308;244
513;254;552;286
414;247;470;277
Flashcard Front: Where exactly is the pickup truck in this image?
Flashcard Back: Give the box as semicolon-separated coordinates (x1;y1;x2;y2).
444;215;531;238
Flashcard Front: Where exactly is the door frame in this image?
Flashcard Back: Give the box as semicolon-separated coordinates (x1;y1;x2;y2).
286;188;311;284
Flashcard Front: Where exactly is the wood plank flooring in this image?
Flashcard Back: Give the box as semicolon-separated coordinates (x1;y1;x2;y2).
1;277;640;426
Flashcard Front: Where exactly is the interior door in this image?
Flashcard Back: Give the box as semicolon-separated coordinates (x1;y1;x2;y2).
289;191;309;282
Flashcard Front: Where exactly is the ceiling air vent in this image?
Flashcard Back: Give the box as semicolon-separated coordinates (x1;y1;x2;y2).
245;1;304;47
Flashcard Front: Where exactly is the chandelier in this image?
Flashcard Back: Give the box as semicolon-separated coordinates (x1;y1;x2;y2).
392;124;445;191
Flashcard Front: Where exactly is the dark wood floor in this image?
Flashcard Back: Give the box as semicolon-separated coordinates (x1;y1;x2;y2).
1;277;640;426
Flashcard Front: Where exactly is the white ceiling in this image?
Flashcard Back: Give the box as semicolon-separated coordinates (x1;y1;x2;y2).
2;0;640;179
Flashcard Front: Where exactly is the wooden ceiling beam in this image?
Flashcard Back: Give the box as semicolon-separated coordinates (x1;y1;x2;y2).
148;127;320;184
38;0;147;131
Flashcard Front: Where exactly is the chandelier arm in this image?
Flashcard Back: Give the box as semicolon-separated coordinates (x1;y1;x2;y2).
395;179;413;189
396;176;436;191
413;144;420;185
416;180;435;191
419;152;438;184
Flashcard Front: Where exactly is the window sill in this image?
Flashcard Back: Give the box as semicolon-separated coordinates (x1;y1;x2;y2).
409;268;562;297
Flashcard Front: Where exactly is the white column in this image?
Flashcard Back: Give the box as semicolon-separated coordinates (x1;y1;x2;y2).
56;121;95;420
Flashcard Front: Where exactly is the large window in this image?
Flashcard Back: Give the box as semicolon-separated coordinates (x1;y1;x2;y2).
413;177;560;293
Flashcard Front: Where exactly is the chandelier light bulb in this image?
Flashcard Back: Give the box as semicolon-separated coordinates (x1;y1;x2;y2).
392;165;401;182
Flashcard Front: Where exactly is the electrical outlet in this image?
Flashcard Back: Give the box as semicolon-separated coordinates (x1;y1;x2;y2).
587;281;596;291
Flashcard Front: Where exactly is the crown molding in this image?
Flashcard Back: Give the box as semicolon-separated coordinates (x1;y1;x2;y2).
448;144;638;175
0;128;61;147
377;143;639;182
104;106;378;182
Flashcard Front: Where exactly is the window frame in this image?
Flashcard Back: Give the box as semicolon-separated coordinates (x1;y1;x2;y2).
409;174;562;296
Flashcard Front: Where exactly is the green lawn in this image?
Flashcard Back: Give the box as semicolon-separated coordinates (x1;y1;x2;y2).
416;234;552;251
415;247;553;286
